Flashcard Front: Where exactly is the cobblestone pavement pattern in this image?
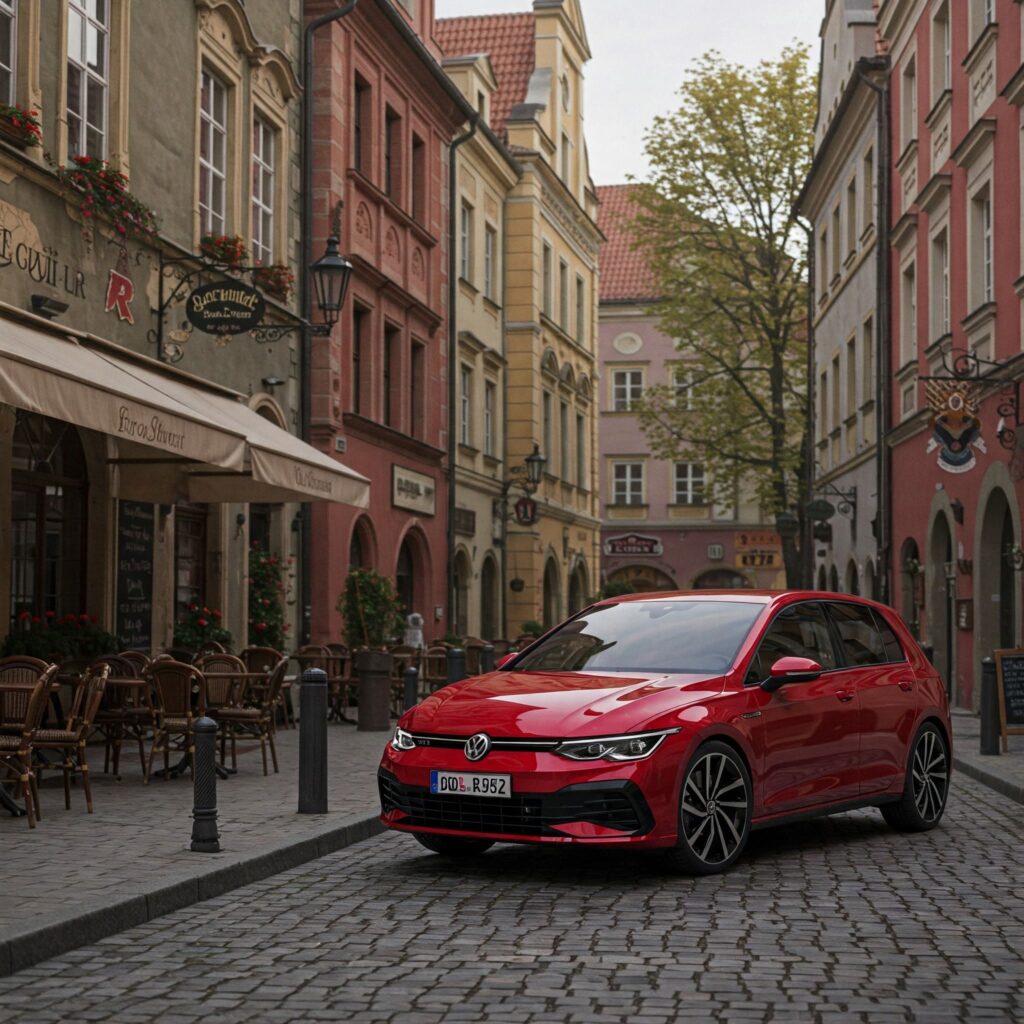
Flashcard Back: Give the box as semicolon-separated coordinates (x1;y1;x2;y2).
1;773;1022;1023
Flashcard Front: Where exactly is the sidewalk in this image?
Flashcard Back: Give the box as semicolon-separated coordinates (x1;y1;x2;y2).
0;719;388;977
950;708;1024;806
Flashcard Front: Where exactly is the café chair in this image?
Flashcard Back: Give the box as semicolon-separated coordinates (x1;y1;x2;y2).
0;670;54;828
144;660;205;784
216;657;286;775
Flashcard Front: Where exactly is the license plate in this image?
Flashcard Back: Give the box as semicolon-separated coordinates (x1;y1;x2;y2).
429;770;511;798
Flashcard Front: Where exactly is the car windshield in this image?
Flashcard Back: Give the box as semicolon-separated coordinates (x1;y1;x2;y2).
512;600;764;674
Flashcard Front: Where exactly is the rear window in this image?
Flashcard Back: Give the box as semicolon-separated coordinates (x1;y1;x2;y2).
828;602;886;667
512;600;763;674
871;609;907;663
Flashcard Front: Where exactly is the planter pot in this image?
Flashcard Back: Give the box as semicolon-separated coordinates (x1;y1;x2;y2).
355;649;393;731
0;120;32;150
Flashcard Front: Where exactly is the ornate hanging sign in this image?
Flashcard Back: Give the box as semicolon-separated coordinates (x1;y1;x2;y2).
185;280;265;335
513;497;538;526
924;379;986;474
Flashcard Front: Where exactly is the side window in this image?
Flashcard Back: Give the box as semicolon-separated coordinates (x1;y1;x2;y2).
746;603;837;683
828;602;885;667
871;609;907;663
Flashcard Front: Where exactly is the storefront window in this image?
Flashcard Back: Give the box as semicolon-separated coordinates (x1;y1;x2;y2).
395;540;413;615
174;503;207;621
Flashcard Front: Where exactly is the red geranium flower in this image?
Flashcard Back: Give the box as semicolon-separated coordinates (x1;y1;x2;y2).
212;610;223;620
18;610;31;621
45;610;55;619
197;618;208;627
80;613;90;622
31;616;41;624
255;622;267;632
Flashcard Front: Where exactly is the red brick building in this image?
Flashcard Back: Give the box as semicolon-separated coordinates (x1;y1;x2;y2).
305;0;474;640
880;0;1023;708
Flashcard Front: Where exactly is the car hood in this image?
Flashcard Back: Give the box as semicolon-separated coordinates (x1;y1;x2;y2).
406;669;726;738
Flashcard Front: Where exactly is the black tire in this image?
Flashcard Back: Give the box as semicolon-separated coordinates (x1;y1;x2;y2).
413;833;495;857
668;740;752;875
881;721;949;832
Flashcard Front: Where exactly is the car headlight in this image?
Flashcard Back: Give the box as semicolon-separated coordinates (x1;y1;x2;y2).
391;726;417;751
555;728;679;762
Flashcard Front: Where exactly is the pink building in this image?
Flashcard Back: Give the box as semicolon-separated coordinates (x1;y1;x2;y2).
597;186;785;593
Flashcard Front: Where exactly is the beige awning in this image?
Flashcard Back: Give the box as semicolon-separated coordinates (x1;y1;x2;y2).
0;311;369;508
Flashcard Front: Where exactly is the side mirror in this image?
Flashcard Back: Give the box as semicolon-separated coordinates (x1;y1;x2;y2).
496;653;516;670
761;656;823;692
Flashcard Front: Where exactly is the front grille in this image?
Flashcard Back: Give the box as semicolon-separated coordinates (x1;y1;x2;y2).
407;732;560;752
379;771;653;838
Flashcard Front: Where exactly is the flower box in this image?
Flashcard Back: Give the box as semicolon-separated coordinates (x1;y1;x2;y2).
200;233;247;267
252;263;295;302
0;104;42;149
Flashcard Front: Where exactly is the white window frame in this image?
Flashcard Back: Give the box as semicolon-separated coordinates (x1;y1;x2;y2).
459;364;472;446
460;202;472;282
560;400;570;480
0;0;15;106
542;242;553;317
576;412;586;489
672;366;695;410
251;115;275;267
483;380;495;456
575;274;585;342
982;194;993;304
673;462;704;506
612;368;643;411
199;68;228;236
612;461;644;506
67;0;109;159
483;224;496;299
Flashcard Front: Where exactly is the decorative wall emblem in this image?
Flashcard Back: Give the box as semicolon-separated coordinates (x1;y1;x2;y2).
411;247;425;281
104;268;135;324
925;380;986;474
354;202;372;240
384;226;400;261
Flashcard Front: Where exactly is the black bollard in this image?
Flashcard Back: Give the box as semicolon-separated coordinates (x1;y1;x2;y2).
920;642;935;665
298;668;328;813
980;657;1001;756
481;644;495;674
190;717;220;853
403;666;419;712
447;647;466;684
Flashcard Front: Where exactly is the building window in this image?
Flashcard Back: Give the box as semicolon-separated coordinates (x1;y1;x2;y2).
932;3;950;96
174;504;208;623
383;326;399;427
460;202;472;282
818;369;828;442
900;261;916;364
831;354;840;435
846;176;857;258
575;275;585;342
483;381;495;456
460;364;472;446
542;242;553;317
612;462;644;505
560;131;570;183
673;366;694;410
576;413;586;489
67;0;108;158
862;316;874;442
830;204;840;280
901;57;916;150
384;107;400;200
352;307;367;415
411;339;425;438
846;336;856;423
862;148;874;232
971;0;995;39
411;133;425;222
199;68;228;236
543;389;552;461
354;77;370;174
818;226;828;299
560;400;569;480
484;225;496;300
982;193;993;304
251;116;275;267
931;229;949;338
970;186;993;309
559;259;569;331
612;369;643;411
673;462;704;506
0;1;15;105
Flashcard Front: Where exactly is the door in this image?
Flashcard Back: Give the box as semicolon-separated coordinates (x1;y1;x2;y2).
825;601;916;797
746;602;861;814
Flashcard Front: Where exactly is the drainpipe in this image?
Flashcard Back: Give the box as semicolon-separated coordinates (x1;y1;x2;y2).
499;194;510;640
299;2;359;643
856;62;891;603
805;223;816;590
446;116;479;635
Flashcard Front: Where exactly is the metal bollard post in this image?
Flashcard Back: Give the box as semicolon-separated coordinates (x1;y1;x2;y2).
403;666;419;712
190;717;220;853
480;644;495;674
447;647;466;684
920;642;934;665
298;668;328;813
980;657;1001;756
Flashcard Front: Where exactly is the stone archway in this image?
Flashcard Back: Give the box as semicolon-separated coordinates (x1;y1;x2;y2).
542;557;562;628
816;564;827;590
864;559;878;601
845;560;860;596
829;564;839;592
568;559;589;615
976;475;1021;679
453;547;472;637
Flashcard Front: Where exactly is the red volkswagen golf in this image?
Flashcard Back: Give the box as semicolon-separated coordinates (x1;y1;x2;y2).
379;592;951;874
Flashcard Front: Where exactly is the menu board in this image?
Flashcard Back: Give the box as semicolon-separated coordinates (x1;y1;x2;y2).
995;647;1024;753
116;501;154;652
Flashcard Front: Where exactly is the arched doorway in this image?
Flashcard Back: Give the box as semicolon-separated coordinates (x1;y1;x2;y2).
395;539;414;616
480;555;499;640
977;485;1019;665
845;560;860;596
928;513;955;702
816;564;827;590
864;559;877;601
900;537;921;638
693;569;753;589
453;549;471;637
829;565;839;592
9;412;88;622
349;516;376;570
542;558;561;628
568;560;589;615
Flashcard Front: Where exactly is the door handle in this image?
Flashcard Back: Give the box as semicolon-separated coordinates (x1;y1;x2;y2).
897;680;914;692
835;689;854;703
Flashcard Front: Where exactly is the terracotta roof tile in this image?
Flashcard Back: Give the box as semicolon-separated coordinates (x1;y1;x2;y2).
596;184;659;303
436;13;535;137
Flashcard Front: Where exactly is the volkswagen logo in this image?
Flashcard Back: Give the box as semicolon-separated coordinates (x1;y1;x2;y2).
464;732;492;761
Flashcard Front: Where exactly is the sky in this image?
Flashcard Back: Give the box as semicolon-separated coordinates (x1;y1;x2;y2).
436;0;824;185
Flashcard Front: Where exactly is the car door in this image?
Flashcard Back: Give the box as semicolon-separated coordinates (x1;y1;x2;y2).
746;601;861;815
825;601;916;797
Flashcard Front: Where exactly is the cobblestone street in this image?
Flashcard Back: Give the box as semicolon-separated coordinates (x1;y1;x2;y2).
1;773;1021;1023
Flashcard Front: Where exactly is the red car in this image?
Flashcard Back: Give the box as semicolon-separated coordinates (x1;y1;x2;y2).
378;592;951;874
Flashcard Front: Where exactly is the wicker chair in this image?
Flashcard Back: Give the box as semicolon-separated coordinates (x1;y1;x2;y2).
490;639;513;659
145;660;204;784
118;650;151;675
0;670;55;827
388;645;420;716
422;645;449;695
0;657;55;733
92;654;147;777
325;643;352;721
216;657;286;775
34;664;109;813
195;640;227;657
239;646;288;727
462;638;485;676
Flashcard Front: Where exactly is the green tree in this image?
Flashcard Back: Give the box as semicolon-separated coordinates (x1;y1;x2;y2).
631;45;816;586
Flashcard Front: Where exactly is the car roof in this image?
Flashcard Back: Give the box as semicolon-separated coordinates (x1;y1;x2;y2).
593;590;895;613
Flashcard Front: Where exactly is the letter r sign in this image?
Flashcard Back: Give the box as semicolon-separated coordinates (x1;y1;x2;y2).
105;269;135;324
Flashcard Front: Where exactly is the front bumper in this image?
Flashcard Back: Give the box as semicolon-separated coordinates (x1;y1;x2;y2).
378;739;685;847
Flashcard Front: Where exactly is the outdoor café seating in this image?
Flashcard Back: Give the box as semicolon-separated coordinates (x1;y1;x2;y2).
216;656;287;775
144;659;204;784
0;668;53;827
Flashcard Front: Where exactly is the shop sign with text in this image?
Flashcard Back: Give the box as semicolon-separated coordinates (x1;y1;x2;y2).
603;533;664;557
186;281;265;335
393;465;435;515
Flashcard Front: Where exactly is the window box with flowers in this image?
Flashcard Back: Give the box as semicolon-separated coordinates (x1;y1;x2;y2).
54;156;159;245
0;103;42;149
1;611;118;661
252;263;295;303
200;233;247;268
173;603;232;652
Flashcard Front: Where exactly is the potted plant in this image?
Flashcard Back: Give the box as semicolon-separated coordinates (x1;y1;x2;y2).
337;568;405;731
54;155;159;244
0;103;42;149
1;611;118;661
248;543;291;650
520;620;544;638
252;262;295;302
172;603;233;653
200;233;247;267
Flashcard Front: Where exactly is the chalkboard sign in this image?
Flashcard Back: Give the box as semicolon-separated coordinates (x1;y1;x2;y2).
116;501;154;652
994;647;1024;751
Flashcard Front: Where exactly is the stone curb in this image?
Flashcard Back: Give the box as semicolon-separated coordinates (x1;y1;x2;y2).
0;812;384;978
952;754;1024;807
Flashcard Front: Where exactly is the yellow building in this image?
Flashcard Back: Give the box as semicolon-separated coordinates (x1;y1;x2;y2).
438;0;601;635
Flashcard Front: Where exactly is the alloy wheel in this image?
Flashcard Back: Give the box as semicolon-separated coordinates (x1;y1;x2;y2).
680;750;749;866
911;728;948;824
